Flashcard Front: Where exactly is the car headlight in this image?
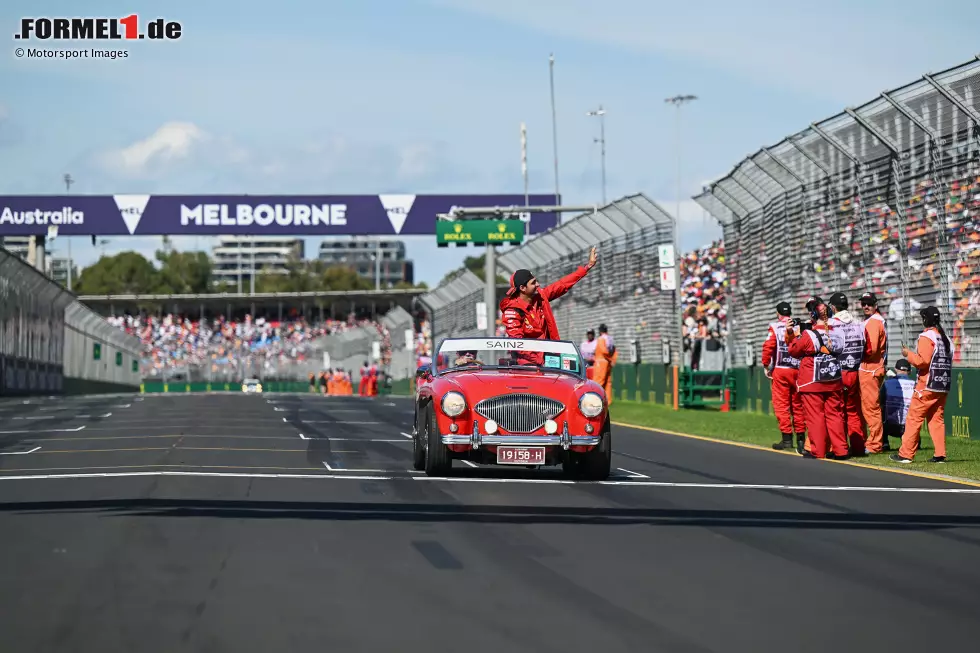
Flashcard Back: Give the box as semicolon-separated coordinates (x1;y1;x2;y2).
579;392;604;417
441;391;466;417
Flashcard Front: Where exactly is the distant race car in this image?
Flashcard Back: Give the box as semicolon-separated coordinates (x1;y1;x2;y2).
241;378;263;394
412;337;611;479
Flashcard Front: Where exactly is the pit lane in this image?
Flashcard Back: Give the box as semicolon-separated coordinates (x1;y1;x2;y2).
0;393;978;652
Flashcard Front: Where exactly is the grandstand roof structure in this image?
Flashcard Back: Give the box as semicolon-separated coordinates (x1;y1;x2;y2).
494;193;677;274
693;55;980;223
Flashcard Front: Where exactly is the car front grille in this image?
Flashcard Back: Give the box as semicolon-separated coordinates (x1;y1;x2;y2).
474;394;565;433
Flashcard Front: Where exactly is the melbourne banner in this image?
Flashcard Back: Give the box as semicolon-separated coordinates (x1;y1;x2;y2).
0;194;561;236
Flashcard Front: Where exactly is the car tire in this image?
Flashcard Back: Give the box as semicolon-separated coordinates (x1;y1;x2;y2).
424;403;451;476
411;407;425;471
581;419;612;481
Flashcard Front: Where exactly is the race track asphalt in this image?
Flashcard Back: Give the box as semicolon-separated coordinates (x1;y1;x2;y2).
0;392;978;653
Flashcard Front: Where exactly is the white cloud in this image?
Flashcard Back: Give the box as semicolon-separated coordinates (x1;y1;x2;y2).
99;122;208;179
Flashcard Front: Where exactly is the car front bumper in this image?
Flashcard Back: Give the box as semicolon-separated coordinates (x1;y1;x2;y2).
441;421;601;450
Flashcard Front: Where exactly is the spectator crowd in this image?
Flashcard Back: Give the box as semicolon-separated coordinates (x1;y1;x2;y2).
108;314;380;380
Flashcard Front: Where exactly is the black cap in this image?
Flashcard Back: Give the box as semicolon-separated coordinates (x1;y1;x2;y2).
860;292;878;306
598;323;608;333
586;328;595;335
776;301;792;316
828;292;848;310
895;359;911;371
512;269;533;290
805;296;823;312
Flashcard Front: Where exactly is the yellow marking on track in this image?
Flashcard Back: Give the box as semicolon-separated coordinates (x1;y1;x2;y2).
613;420;980;489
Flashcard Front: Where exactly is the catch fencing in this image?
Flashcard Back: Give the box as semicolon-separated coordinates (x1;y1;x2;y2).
694;56;980;368
0;245;141;395
418;193;683;365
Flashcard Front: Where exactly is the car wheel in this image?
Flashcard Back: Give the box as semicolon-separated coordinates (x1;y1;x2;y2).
412;406;425;471
581;419;612;481
424;403;451;476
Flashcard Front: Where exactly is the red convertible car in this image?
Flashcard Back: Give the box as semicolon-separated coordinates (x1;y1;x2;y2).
412;337;611;479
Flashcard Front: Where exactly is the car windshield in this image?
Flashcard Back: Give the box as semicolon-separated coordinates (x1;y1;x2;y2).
434;337;583;377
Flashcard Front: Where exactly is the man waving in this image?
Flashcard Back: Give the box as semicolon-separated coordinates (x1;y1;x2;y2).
498;247;598;364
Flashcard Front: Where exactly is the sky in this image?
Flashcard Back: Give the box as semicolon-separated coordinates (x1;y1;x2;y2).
1;0;978;286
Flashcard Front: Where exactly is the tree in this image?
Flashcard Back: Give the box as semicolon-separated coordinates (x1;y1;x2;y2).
74;252;160;295
155;250;212;294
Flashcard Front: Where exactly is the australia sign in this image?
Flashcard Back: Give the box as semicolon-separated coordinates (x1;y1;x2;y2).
0;194;561;236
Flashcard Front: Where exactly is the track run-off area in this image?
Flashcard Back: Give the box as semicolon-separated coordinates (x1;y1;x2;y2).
0;392;977;652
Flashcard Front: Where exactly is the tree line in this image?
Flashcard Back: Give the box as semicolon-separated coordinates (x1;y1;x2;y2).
73;248;428;295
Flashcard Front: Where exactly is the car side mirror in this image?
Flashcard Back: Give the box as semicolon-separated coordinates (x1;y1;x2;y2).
416;364;431;379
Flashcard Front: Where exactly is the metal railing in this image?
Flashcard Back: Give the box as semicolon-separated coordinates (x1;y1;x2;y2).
694;56;980;368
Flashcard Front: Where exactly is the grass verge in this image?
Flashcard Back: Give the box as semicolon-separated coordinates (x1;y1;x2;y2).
610;400;980;484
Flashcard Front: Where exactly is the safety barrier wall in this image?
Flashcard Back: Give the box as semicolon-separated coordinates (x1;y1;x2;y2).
694;56;980;370
418;194;682;364
0;247;74;395
0;246;141;395
63;300;142;392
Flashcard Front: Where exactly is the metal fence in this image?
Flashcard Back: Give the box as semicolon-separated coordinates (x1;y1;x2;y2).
694;55;980;368
418;193;682;364
63;300;142;388
0;245;141;395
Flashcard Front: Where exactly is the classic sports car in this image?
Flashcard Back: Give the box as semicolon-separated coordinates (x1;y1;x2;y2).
412;337;611;479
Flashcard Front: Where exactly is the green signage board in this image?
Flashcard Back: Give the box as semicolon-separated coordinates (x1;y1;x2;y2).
132;360;139;373
436;219;524;246
116;351;123;366
93;343;101;360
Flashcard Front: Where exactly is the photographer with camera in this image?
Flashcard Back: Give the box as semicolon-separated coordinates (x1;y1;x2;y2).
827;292;866;455
785;297;849;459
762;301;806;453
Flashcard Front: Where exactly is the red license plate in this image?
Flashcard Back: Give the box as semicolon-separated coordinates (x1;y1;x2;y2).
496;446;546;465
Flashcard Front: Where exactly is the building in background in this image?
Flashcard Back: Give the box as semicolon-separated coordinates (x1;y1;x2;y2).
45;257;76;287
318;237;413;288
1;236;30;259
211;236;304;288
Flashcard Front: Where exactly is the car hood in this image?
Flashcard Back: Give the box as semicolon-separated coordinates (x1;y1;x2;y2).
437;369;591;394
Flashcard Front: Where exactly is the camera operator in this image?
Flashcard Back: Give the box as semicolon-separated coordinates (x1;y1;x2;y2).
785;297;849;459
762;301;806;453
827;292;866;456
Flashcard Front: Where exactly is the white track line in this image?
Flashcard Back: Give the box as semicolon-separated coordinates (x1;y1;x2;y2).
323;462;397;474
300;421;384;425
400;432;413;439
299;434;309;440
0;426;85;435
0;471;973;493
616;467;650;479
0;446;41;455
462;460;479;468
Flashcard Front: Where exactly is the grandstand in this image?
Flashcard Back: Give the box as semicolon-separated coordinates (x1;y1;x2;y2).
91;290;421;384
693;55;980;367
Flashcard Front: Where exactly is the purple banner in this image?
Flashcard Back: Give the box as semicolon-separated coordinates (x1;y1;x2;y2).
0;194;561;236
